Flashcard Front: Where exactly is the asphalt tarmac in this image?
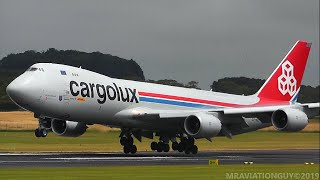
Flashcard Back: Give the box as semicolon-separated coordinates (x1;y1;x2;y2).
0;149;318;167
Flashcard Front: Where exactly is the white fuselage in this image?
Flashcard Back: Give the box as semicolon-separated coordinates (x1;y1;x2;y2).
7;63;271;129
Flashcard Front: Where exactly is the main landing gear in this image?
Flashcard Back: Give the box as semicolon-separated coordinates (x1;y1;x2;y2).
150;141;170;152
120;136;137;154
176;137;198;154
150;136;198;154
118;129;198;154
119;129;138;154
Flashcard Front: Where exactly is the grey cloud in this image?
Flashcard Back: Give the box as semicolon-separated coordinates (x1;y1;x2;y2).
0;0;318;88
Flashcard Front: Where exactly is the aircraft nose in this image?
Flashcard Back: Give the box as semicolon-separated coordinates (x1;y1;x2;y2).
6;79;24;103
6;76;35;108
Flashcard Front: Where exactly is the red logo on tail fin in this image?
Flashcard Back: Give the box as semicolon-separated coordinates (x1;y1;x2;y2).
256;40;311;103
277;60;297;96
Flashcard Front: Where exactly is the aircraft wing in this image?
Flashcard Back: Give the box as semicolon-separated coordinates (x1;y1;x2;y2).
115;103;319;123
114;103;318;137
220;103;319;118
115;107;204;120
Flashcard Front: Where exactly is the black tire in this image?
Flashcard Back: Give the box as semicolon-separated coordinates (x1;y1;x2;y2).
191;145;198;154
120;137;126;146
177;143;184;152
123;145;130;154
181;137;188;144
131;145;137;154
172;142;178;151
157;142;163;152
40;129;48;137
151;142;158;151
163;144;170;152
34;129;41;138
126;137;133;145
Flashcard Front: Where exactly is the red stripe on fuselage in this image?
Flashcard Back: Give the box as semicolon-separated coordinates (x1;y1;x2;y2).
139;91;240;107
138;91;290;108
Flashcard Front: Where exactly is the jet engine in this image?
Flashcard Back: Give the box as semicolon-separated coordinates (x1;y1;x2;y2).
51;119;87;137
184;113;222;138
271;108;308;131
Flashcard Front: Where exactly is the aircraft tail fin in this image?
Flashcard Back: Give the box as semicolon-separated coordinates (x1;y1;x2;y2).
255;40;312;103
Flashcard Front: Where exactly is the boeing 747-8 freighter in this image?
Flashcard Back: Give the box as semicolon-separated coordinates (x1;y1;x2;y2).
6;40;319;154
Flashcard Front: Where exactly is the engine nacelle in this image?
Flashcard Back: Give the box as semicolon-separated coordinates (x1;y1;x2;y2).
271;108;308;131
51;119;87;137
184;113;222;138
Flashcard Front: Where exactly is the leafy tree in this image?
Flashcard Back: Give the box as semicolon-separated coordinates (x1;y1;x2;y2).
147;79;185;87
185;81;200;89
147;79;200;89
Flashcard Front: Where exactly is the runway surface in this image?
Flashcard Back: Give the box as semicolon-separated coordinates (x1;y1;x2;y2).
0;149;318;167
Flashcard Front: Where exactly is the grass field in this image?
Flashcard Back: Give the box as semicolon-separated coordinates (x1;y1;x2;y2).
0;113;319;179
0;111;319;152
0;164;319;179
0;130;319;152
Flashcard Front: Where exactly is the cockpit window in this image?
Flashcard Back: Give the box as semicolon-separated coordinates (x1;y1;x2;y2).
29;67;38;71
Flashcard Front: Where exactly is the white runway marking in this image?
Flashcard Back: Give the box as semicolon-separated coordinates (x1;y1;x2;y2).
0;153;115;156
0;161;76;163
45;157;201;161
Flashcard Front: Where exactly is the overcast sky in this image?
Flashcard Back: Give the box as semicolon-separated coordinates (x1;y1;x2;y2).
0;0;319;89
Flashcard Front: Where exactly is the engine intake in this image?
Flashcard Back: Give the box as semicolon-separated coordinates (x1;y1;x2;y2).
184;113;222;138
271;108;308;131
51;119;87;137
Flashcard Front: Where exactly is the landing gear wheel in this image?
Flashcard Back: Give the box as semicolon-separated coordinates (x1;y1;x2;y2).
157;142;163;152
126;137;133;145
151;142;158;151
163;144;170;152
172;142;178;151
190;145;198;154
34;129;41;138
40;129;48;137
120;137;127;145
120;136;133;146
123;145;131;154
177;143;184;152
130;145;137;154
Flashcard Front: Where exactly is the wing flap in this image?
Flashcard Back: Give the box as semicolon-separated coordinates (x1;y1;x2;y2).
218;103;319;117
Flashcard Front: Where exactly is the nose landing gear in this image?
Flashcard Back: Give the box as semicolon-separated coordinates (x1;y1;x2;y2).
34;117;51;138
34;128;48;137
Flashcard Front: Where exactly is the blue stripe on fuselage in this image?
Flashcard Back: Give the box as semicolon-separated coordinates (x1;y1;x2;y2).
139;97;218;109
290;93;299;104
